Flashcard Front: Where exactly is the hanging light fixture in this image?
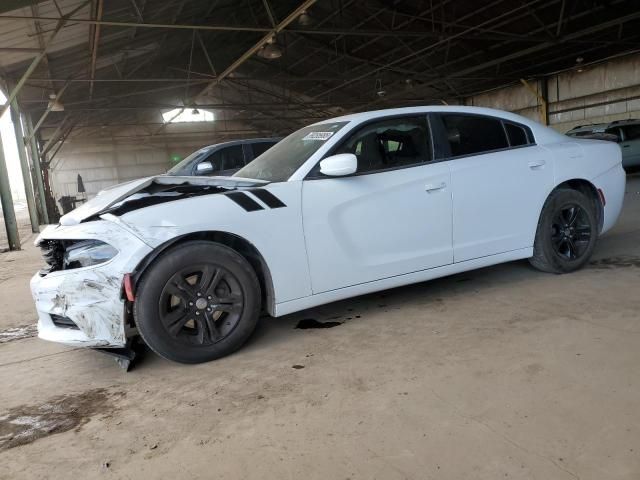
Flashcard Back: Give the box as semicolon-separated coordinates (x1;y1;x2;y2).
375;79;386;97
47;93;64;112
575;56;585;73
298;9;312;26
258;36;283;60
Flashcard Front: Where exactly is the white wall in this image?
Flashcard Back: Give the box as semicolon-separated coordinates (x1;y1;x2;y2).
49;139;201;199
465;53;640;133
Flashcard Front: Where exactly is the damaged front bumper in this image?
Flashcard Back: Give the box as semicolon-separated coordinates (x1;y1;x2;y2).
30;220;153;348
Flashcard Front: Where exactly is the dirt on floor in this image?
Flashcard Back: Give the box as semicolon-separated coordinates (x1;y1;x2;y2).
0;175;639;480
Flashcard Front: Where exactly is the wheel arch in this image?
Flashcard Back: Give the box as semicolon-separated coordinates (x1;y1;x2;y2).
548;178;604;233
131;231;276;316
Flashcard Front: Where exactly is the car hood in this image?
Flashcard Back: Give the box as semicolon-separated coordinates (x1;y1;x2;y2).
59;175;266;226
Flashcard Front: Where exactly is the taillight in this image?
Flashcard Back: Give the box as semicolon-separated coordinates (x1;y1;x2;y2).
123;273;135;302
597;188;606;206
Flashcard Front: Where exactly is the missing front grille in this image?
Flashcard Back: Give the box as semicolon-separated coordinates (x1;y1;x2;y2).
50;314;79;330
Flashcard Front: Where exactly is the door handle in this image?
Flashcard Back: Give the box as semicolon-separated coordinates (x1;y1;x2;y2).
425;182;446;192
622;144;630;148
528;160;546;169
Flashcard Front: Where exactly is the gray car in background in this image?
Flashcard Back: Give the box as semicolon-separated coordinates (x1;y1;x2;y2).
167;138;281;176
566;119;640;170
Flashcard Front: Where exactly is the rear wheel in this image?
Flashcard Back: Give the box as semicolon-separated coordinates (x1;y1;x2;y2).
529;189;598;273
134;241;261;364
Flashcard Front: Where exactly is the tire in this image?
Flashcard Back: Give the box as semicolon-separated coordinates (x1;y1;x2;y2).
134;241;261;364
529;188;598;274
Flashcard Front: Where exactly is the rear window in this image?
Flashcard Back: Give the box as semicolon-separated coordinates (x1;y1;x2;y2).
441;114;509;157
505;122;530;146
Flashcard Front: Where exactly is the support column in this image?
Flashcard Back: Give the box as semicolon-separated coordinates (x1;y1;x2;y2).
520;78;549;126
25;115;49;224
9;100;39;233
0;133;21;250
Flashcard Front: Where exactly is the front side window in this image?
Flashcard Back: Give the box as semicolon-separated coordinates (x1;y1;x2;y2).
441;114;509;157
202;145;245;174
333;116;432;174
234;122;347;182
166;147;212;174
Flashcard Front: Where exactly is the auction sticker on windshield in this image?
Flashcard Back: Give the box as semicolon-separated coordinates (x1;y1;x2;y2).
303;131;335;141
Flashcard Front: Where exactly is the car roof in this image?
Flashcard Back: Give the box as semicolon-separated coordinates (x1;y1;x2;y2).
568;123;609;133
199;137;281;150
312;105;566;145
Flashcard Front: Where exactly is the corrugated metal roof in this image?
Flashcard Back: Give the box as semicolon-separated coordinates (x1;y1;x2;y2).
0;0;90;68
0;0;639;144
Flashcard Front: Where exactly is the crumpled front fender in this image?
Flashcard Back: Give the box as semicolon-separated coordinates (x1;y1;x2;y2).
31;220;153;347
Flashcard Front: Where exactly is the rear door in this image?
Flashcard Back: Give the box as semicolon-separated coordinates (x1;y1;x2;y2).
433;113;554;262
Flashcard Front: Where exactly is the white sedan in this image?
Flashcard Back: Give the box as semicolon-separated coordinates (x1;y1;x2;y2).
30;106;625;364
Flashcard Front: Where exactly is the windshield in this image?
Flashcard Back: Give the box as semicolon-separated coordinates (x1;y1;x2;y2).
234;122;348;182
166;146;213;174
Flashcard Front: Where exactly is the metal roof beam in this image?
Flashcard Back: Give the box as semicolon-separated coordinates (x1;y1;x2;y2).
0;0;91;119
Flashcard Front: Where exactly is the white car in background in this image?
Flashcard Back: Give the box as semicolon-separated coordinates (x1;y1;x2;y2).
30;106;625;365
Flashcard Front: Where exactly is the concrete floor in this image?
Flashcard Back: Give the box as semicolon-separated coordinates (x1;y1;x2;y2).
1;175;639;480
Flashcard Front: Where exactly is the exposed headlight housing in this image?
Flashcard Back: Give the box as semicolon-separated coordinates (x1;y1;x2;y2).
63;240;118;270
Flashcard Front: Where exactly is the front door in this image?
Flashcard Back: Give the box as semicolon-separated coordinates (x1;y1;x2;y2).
302;115;453;294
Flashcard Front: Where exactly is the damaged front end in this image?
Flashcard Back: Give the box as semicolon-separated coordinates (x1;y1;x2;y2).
31;220;153;348
31;175;264;350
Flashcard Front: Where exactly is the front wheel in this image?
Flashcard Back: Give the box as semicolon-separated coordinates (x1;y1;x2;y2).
134;241;261;364
529;189;598;273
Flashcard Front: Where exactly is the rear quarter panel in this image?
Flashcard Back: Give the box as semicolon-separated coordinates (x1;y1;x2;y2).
544;138;624;233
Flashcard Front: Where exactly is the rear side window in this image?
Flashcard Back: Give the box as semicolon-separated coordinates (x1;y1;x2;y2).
504;122;529;146
251;142;275;158
440;114;508;157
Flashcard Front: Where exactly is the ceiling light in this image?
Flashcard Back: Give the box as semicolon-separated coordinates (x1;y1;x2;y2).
258;37;283;60
298;9;312;26
47;93;64;112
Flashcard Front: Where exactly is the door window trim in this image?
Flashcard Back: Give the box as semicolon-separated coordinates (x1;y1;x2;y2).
430;112;537;161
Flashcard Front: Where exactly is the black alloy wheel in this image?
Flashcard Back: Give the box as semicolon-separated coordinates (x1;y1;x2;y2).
134;241;261;364
530;188;598;274
159;265;244;346
549;204;592;261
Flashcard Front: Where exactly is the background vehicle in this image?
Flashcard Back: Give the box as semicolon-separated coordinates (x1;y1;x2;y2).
31;106;625;365
167;138;280;176
566;119;640;170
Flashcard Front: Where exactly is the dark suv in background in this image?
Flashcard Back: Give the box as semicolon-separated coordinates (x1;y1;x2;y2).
566;119;640;170
167;138;281;176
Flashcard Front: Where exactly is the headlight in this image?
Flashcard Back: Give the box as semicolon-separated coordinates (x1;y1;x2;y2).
63;240;118;269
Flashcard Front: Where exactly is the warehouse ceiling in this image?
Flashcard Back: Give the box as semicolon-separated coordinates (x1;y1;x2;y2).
1;0;640;148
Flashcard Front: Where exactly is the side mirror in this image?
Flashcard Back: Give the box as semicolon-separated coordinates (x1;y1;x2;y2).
320;153;357;177
196;161;214;173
